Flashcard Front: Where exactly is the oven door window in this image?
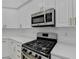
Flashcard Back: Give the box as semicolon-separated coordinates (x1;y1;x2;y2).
46;13;52;22
32;15;44;24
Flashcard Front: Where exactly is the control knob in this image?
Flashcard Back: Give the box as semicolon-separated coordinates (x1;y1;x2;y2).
29;52;32;55
35;54;38;58
38;56;41;59
22;49;27;52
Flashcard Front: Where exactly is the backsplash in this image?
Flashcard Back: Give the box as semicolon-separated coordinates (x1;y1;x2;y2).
38;27;76;46
2;27;76;46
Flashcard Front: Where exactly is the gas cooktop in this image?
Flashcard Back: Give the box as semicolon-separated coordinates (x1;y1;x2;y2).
22;32;57;56
22;39;57;54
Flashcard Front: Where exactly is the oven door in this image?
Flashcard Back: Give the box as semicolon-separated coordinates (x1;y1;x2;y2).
21;52;36;59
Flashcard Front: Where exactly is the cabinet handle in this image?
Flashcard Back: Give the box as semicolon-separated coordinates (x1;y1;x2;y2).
17;45;20;47
69;17;76;26
17;55;20;58
17;50;20;53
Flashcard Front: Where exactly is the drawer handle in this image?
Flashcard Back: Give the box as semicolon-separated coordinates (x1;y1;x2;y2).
17;55;20;58
17;45;20;47
17;50;20;53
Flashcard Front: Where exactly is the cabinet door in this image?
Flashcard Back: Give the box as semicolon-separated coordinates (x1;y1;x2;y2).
10;40;16;59
56;0;69;27
2;9;7;28
73;0;76;18
72;0;76;26
68;0;76;27
2;39;10;57
68;0;73;26
15;41;22;59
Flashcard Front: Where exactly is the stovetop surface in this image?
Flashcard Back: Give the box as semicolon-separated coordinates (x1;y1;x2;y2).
22;38;57;54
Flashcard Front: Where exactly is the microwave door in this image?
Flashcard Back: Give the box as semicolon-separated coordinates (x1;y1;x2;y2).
32;15;44;24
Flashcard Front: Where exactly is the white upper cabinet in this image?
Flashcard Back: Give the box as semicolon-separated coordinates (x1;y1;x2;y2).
72;0;76;26
56;0;76;27
56;0;69;27
73;0;76;18
9;39;22;59
2;39;10;57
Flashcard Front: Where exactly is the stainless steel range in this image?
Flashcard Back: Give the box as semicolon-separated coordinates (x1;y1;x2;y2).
21;32;57;59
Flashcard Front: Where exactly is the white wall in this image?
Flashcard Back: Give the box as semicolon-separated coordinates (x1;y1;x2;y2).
2;8;18;28
17;0;44;28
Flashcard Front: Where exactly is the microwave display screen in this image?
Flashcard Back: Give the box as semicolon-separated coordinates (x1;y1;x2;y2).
32;15;44;24
43;33;48;37
46;13;52;22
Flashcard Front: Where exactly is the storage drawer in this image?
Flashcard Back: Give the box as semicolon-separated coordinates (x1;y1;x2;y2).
16;41;22;50
16;42;22;47
16;50;21;59
16;45;21;50
16;54;21;59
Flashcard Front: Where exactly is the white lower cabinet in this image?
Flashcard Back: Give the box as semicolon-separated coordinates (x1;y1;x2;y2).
9;39;22;59
10;41;16;59
2;39;10;57
15;41;22;59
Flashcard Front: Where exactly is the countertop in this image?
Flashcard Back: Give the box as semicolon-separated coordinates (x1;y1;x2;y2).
2;35;76;59
51;43;76;59
3;35;35;43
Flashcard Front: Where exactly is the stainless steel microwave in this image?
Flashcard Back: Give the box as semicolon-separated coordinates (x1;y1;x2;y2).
31;8;55;27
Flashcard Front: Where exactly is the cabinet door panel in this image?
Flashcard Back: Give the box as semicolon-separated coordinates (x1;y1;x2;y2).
10;40;16;59
56;0;69;27
2;39;10;57
72;0;76;26
73;0;76;18
68;0;73;19
15;41;22;59
68;0;76;26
